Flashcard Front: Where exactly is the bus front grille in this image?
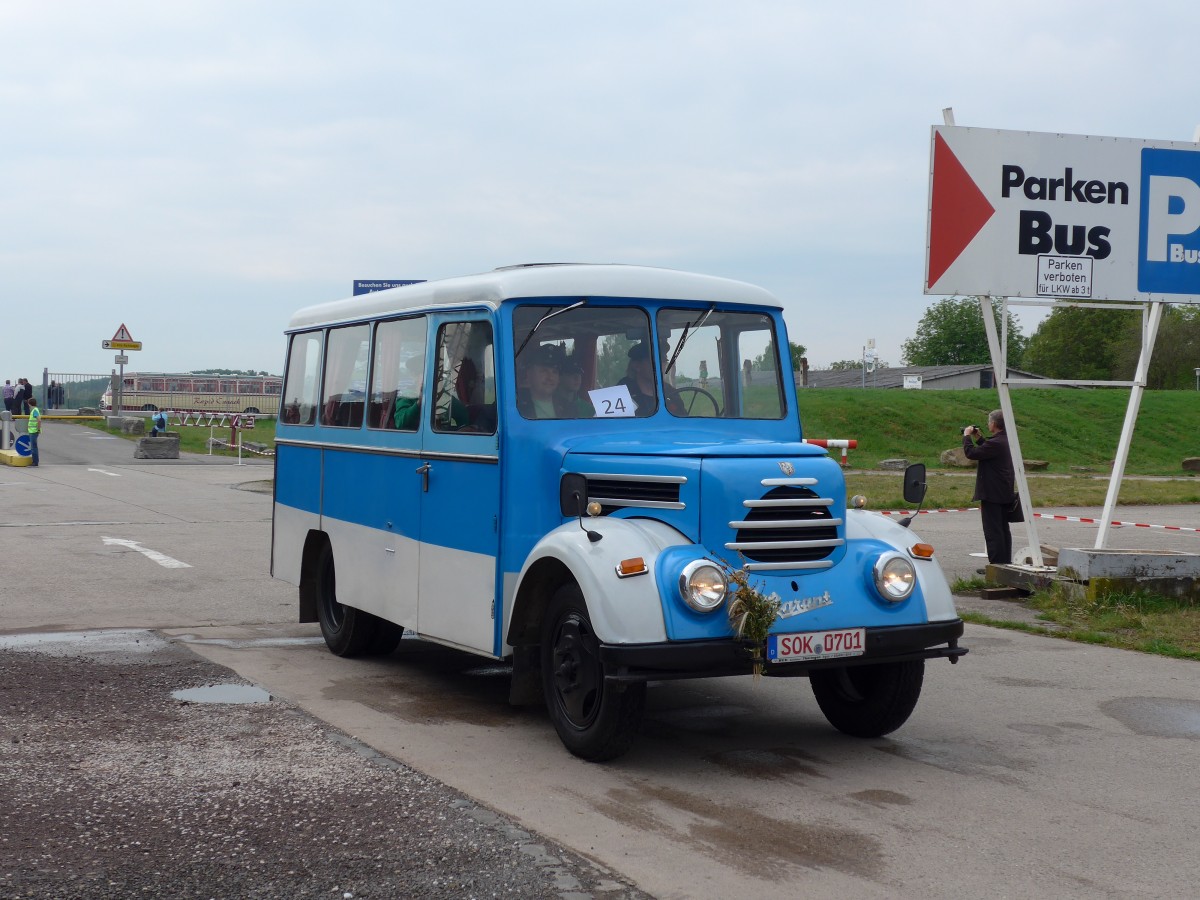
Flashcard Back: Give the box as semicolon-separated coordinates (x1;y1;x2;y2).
725;485;843;571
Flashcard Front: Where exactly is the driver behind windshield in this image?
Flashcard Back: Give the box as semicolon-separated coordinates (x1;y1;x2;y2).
620;342;684;416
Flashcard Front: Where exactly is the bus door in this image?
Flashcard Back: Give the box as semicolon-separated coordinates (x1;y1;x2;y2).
345;315;428;630
417;314;500;655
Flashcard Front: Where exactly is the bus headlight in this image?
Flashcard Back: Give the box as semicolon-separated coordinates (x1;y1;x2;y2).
872;553;916;602
679;561;727;613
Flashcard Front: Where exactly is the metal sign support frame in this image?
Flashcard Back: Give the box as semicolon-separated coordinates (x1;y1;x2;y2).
978;295;1165;563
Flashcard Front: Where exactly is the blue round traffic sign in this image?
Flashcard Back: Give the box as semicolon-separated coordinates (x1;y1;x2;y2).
13;434;31;456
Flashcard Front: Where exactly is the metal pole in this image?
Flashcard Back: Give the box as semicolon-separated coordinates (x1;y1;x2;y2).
978;296;1042;566
1095;301;1164;550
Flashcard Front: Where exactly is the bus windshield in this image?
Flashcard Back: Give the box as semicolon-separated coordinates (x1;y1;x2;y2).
511;303;785;420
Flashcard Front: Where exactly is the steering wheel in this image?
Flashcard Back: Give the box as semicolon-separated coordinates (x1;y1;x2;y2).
675;386;721;417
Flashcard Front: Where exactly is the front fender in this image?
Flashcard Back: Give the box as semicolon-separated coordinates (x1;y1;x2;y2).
510;517;692;644
846;509;958;622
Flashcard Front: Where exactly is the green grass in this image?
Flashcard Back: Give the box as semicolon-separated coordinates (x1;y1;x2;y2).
961;585;1200;661
85;418;276;458
846;471;1200;510
797;387;1200;475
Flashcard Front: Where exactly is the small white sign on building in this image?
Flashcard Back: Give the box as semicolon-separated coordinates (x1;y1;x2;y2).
902;374;923;390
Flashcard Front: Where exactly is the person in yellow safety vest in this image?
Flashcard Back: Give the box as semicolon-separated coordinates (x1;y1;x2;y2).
26;396;41;467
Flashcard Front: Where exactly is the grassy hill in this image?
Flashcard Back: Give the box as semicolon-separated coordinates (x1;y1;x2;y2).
796;387;1199;476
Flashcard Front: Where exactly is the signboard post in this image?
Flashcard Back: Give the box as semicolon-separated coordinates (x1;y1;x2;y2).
101;324;142;413
925;122;1200;556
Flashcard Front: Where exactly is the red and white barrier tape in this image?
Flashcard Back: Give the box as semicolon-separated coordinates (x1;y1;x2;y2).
876;508;1200;533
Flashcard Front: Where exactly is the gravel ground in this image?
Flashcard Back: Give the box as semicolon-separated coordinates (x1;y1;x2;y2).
0;632;650;900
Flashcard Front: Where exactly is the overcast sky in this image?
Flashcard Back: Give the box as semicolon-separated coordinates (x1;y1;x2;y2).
3;1;1198;384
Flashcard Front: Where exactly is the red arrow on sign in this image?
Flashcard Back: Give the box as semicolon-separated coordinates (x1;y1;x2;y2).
926;132;995;289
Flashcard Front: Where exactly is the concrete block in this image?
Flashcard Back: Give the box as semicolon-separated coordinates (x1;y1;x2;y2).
877;458;909;470
134;435;180;459
1057;548;1200;580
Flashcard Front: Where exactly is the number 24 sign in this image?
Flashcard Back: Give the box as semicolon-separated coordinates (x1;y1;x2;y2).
587;385;638;418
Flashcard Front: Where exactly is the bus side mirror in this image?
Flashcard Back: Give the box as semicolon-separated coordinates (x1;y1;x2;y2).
902;463;927;505
559;473;589;517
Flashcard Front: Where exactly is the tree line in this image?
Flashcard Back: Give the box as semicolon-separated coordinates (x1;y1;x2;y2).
894;297;1200;390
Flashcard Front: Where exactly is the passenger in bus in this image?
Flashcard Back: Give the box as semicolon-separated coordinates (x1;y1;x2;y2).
556;357;593;418
620;343;684;416
516;345;567;418
394;356;467;430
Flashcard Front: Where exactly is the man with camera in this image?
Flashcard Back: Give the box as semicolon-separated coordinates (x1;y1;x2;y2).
962;410;1016;566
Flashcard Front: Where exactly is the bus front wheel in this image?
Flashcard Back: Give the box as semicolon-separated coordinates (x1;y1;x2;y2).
540;584;645;761
809;660;924;738
315;542;377;657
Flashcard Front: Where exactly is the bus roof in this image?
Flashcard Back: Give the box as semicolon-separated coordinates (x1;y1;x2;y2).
286;264;782;331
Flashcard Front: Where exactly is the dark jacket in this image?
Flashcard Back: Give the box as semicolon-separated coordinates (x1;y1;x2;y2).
963;429;1015;503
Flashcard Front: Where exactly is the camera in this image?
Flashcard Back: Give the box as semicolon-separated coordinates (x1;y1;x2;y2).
964;424;980;434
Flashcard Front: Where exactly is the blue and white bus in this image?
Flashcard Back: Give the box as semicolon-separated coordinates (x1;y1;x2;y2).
272;264;966;760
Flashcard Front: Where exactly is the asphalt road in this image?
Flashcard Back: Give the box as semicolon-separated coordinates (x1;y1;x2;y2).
3;424;1199;898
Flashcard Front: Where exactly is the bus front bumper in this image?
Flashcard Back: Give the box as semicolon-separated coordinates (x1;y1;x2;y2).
598;619;967;683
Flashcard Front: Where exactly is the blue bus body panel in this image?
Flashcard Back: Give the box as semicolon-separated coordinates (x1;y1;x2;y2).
275;443;322;515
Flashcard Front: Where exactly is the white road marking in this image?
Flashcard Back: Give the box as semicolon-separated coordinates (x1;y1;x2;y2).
88;468;121;476
101;537;192;569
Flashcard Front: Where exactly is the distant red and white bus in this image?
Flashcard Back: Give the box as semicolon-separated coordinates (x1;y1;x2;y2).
101;372;282;415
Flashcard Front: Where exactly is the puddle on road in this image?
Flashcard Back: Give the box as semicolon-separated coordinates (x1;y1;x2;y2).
1100;696;1200;739
172;684;272;704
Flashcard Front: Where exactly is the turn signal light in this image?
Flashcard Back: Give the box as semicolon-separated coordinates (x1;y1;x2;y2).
910;543;935;559
616;557;648;578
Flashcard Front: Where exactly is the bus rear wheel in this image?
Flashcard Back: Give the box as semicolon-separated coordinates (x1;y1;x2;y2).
540;584;645;761
809;660;924;738
314;542;377;657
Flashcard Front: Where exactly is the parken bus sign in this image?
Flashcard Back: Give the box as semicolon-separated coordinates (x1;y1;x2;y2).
925;125;1200;303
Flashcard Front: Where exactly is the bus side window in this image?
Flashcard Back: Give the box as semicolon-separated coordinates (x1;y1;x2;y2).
368;315;427;431
321;324;370;428
282;331;323;426
432;321;495;434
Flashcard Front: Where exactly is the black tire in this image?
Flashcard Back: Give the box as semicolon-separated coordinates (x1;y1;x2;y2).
541;584;645;761
314;542;376;657
810;660;925;738
369;621;403;656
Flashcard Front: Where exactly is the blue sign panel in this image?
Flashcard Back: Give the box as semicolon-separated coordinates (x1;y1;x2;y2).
13;434;31;456
1138;148;1200;295
353;280;425;296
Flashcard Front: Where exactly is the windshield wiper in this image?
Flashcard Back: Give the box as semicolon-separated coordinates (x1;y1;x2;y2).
514;300;587;360
663;305;715;376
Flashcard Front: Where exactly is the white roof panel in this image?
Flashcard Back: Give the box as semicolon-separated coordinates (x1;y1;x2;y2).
286;264;781;330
